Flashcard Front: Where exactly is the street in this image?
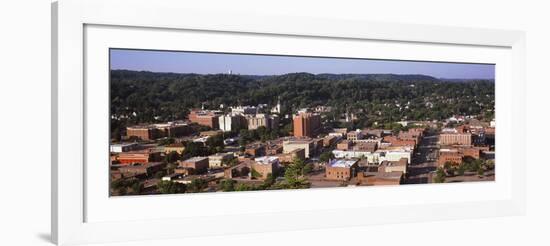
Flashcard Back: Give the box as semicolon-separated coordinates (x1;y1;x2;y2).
404;130;439;184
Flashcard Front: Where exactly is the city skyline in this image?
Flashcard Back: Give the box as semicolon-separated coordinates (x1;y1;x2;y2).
110;49;495;79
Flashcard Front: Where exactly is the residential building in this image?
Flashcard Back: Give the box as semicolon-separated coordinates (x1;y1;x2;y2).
247;114;279;130
219;113;247;132
293;112;321;138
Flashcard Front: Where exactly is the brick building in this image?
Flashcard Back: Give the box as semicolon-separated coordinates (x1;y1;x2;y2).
116;150;162;165
245;144;266;157
188;110;221;129
293;112;321;138
247;114;279;130
126;126;162;141
118;162;166;176
353;142;377;152
379;158;408;174
383;135;417;147
323;135;339;147
346;130;364;141
336;140;352;150
252;156;280;179
208;152;235;167
277;148;306;163
437;149;463;166
325;159;358;181
439;133;473;146
126;122;191;140
178;157;209;174
358;171;403;186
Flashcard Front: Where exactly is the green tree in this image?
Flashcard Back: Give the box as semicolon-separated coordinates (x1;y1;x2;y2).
319;151;334;163
235;183;254;191
130;182;143;195
157;180;186;194
183;141;206;157
434;167;446;183
302;163;314;175
284;158;310;189
206;134;225;154
187;178;208;193
220;179;236;192
165;151;180;163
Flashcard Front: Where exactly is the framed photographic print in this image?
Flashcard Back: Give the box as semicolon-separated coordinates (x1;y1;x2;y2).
52;0;526;245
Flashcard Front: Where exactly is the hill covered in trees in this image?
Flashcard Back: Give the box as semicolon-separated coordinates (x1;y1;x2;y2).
110;69;494;132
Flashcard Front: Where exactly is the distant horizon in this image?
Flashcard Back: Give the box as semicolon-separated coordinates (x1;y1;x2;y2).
111;68;495;81
110;49;496;80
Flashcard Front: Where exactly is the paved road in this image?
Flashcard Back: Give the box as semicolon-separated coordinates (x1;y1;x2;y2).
405;130;439;184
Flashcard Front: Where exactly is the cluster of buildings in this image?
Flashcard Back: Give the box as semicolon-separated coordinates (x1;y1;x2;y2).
330;127;420;166
437;123;495;167
321;127;423;186
188;105;281;133
113;104;498;195
126;121;192;140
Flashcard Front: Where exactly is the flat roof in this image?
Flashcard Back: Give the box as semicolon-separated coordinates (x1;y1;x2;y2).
329;159;357;168
111;142;139;147
255;156;279;165
183;156;208;162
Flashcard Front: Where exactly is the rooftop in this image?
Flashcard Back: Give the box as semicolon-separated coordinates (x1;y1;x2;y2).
182;156;208;163
111;142;139;147
329;159;357;168
254;156;279;165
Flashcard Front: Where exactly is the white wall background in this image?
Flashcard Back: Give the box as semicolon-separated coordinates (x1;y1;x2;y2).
0;0;548;245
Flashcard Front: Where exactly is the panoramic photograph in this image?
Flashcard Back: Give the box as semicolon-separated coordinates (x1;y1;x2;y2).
109;49;495;196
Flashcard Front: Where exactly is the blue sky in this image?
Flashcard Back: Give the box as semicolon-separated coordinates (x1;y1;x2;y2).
110;49;495;79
